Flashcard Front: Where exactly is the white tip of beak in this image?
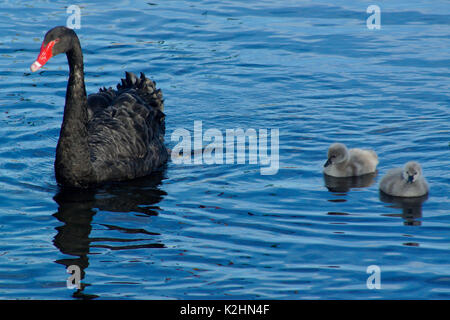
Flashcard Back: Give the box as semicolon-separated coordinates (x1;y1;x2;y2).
30;61;42;72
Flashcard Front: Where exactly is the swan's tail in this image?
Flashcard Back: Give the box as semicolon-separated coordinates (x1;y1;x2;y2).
117;72;164;112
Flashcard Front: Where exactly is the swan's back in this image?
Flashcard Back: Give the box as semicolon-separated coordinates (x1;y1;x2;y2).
349;148;378;173
324;147;378;177
87;72;168;184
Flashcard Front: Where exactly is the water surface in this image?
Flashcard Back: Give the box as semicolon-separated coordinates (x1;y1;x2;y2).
0;0;449;299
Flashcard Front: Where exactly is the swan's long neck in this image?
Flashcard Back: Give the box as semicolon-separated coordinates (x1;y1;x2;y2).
55;37;94;187
65;40;88;128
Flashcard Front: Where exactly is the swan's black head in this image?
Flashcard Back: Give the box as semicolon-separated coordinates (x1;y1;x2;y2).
31;26;78;72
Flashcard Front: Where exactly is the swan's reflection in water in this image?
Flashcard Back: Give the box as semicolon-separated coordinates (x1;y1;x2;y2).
379;191;428;226
323;172;377;193
323;173;427;226
52;169;167;299
324;173;377;217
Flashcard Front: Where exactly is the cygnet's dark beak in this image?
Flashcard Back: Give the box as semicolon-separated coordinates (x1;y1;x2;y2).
407;175;414;183
324;158;332;167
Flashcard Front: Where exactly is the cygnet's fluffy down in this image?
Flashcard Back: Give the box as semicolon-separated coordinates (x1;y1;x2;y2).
379;161;429;197
323;143;378;177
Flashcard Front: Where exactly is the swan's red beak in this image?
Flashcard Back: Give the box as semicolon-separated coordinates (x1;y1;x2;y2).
30;40;57;72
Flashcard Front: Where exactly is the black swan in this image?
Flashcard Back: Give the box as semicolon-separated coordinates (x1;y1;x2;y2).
30;26;168;188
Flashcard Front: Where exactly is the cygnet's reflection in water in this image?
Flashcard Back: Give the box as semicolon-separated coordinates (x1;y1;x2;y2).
323;172;377;193
379;191;428;226
52;168;167;299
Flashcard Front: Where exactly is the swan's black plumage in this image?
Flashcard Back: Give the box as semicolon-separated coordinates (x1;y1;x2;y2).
34;26;168;188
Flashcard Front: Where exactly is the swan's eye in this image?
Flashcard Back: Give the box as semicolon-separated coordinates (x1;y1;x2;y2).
54;38;60;43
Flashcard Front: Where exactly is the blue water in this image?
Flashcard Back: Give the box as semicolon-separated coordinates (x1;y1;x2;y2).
0;0;449;299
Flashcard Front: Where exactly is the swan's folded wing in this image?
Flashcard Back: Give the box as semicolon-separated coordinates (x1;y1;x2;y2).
116;72;164;112
87;92;167;182
87;87;117;120
87;71;163;119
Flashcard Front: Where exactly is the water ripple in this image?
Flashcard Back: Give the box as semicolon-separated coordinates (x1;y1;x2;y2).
0;0;449;299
